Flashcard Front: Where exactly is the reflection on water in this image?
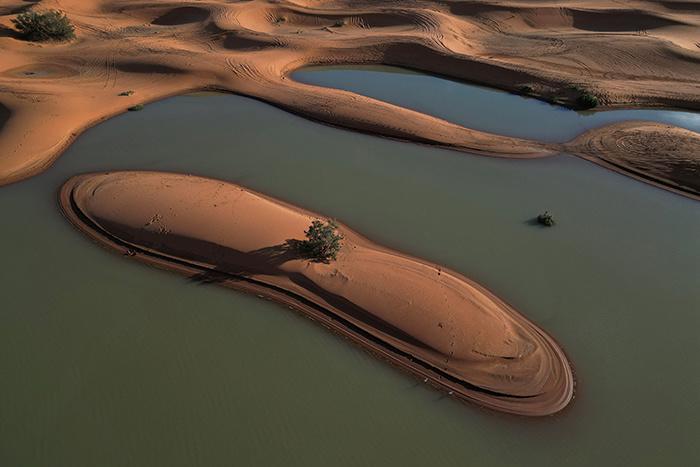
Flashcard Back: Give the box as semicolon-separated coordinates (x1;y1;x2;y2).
294;65;700;142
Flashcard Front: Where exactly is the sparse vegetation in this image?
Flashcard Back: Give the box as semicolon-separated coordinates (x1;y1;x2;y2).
576;92;599;110
536;211;555;227
12;10;75;42
119;90;135;96
128;104;144;111
298;219;343;262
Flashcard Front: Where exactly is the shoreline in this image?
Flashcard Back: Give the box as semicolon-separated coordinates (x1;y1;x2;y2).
60;171;576;416
4;83;699;202
0;0;698;197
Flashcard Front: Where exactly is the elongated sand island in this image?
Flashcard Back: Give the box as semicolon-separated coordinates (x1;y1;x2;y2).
60;171;574;416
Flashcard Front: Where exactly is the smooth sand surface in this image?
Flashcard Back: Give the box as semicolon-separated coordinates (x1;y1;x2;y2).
0;0;699;197
60;171;575;416
569;121;700;199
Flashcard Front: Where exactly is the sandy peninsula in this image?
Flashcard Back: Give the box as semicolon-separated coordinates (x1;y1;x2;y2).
0;0;699;199
568;121;700;199
60;171;575;416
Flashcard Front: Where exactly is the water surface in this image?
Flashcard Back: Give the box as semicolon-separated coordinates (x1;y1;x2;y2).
0;94;698;467
294;65;700;142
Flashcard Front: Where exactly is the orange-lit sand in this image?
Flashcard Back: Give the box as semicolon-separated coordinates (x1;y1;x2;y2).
1;0;698;198
60;171;575;416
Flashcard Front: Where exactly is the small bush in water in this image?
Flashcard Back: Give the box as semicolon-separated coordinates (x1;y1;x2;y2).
299;219;343;262
537;211;555;227
12;10;75;42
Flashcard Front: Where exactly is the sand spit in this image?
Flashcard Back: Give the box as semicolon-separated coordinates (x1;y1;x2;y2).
60;171;575;416
0;0;699;197
568;121;700;199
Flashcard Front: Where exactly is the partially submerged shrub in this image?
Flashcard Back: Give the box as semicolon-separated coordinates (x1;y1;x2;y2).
12;10;75;42
128;104;144;111
299;219;343;262
576;92;599;110
536;211;555;227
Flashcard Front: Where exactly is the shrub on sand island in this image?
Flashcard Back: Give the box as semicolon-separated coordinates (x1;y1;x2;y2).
299;219;343;262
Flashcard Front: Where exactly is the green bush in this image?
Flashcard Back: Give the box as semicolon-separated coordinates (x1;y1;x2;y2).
536;211;555;227
12;10;75;42
299;220;343;262
128;104;144;111
576;92;599;110
518;85;533;95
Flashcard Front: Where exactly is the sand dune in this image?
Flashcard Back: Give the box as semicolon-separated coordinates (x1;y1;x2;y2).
0;0;698;196
60;171;575;416
569;121;700;198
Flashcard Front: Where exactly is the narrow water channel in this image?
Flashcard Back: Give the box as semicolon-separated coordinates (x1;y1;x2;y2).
0;94;698;467
293;65;700;142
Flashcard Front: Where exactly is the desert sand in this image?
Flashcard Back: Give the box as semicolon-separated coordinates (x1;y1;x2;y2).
60;171;575;416
0;0;699;198
569;121;700;198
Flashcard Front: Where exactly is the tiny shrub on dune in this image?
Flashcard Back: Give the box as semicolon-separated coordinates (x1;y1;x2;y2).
299;220;343;262
576;92;599;110
12;10;75;42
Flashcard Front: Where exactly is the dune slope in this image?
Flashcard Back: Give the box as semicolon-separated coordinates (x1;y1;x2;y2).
60;171;575;416
0;0;698;197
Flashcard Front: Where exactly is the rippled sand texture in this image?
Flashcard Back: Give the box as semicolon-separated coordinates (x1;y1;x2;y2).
0;0;698;196
61;171;575;416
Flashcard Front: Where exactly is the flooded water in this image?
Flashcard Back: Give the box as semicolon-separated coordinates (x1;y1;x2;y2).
0;94;698;467
294;65;700;142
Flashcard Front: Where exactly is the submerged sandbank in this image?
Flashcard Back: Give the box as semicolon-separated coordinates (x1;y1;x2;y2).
60;171;574;416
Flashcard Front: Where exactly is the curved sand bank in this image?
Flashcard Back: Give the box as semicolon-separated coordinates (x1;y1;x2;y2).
60;171;575;416
1;0;699;195
567;121;700;200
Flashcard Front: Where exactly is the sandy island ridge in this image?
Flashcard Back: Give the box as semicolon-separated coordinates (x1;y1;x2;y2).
0;0;699;197
60;171;575;416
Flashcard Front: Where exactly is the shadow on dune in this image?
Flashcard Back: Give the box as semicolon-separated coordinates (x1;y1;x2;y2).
94;216;435;352
114;61;186;74
0;103;11;133
151;6;210;26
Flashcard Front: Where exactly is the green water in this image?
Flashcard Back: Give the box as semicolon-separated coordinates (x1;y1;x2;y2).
293;65;700;142
0;94;698;466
